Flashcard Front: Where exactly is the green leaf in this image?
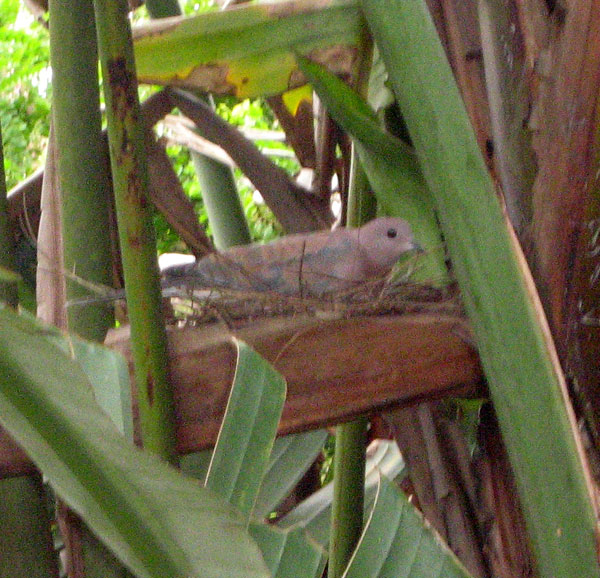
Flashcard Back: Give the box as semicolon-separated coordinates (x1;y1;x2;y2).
180;448;213;480
343;475;471;578
13;310;133;438
295;55;448;285
279;440;405;548
253;429;329;519
51;333;133;439
133;0;361;98
0;265;21;283
250;523;326;578
295;55;414;170
0;308;269;578
361;1;600;576
184;431;328;520
206;339;286;522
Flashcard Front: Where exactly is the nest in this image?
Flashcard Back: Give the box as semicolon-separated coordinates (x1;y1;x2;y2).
164;275;464;330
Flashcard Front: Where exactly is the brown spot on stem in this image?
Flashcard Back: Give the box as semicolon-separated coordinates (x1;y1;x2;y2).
127;172;144;204
128;234;142;249
147;371;154;406
107;57;129;88
106;57;138;120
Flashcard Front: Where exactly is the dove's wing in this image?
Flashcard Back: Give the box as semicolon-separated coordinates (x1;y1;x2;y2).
161;218;418;296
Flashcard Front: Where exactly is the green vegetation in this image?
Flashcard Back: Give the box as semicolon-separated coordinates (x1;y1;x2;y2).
1;1;598;577
0;0;50;189
1;0;281;248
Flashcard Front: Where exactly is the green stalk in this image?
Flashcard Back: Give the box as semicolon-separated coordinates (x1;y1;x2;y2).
362;1;599;576
328;416;368;578
93;0;176;464
48;0;114;342
327;142;373;578
49;1;135;574
191;153;251;249
0;476;60;578
328;37;373;578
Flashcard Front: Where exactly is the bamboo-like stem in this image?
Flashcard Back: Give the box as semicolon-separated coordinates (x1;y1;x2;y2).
327;149;376;578
0;476;60;578
327;33;373;578
48;1;135;574
48;0;114;342
191;152;251;249
93;0;176;464
328;416;368;578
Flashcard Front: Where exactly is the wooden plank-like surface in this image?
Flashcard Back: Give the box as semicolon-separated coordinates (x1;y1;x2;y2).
107;313;483;454
0;313;483;475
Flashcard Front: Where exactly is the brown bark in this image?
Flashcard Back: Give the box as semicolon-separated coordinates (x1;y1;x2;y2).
525;1;600;452
106;313;483;454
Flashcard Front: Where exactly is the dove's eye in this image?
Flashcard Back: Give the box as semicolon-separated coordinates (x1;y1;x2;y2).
387;228;397;239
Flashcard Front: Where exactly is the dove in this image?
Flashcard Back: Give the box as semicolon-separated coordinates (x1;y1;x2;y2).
161;217;419;297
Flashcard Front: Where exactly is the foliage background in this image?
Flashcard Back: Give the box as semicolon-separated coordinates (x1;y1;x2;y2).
1;0;290;247
0;0;50;190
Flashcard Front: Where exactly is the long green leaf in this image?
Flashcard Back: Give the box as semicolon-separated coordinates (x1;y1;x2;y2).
0;308;269;578
362;1;599;576
296;56;448;284
253;429;328;520
205;340;286;522
51;332;133;440
133;0;361;98
12;310;133;439
343;475;471;578
183;430;328;519
250;523;326;578
296;55;411;159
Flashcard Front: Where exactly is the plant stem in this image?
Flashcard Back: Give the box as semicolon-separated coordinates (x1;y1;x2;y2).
94;0;176;464
192;152;251;249
328;31;373;578
49;0;114;341
328;416;368;578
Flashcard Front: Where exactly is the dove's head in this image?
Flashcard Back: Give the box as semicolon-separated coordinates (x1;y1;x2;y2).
357;217;421;273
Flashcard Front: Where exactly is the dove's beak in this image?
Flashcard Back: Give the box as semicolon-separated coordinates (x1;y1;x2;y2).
410;241;425;254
